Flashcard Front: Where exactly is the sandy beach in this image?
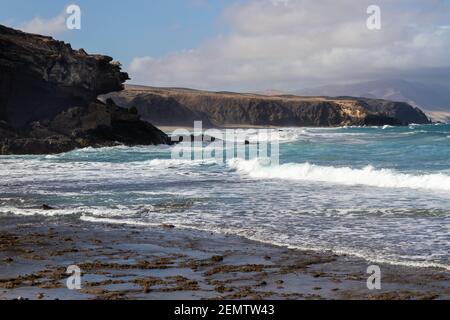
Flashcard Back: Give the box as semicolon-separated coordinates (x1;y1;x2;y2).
1;214;448;300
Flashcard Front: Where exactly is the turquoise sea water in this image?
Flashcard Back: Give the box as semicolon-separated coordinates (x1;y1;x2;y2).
1;124;449;270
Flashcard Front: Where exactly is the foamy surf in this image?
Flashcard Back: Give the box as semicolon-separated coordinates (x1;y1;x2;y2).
79;215;450;271
1;124;449;274
228;158;450;192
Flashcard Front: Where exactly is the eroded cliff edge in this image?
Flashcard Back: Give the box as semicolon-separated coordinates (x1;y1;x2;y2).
104;86;431;127
0;25;170;155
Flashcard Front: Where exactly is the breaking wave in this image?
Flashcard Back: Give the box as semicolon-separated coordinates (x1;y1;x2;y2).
228;158;450;192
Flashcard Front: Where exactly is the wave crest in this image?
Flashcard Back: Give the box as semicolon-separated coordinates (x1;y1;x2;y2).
228;158;450;192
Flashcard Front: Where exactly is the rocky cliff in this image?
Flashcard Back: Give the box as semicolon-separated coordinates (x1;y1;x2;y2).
104;86;431;127
0;25;170;154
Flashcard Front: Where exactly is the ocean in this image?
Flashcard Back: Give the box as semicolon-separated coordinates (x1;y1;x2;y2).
1;124;449;270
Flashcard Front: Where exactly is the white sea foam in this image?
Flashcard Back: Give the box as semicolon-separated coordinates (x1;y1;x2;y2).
245;234;450;271
2;202;449;271
78;215;450;271
211;128;306;144
212;127;371;144
0;157;217;184
2;126;449;272
80;215;161;227
228;158;450;192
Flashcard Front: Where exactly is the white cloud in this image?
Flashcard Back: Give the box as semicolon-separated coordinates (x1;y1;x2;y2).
129;0;450;91
17;13;66;36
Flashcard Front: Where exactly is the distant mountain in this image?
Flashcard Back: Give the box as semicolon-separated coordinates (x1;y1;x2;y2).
254;89;287;96
296;79;450;122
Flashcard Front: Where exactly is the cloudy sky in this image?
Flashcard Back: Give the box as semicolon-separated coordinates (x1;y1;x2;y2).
1;0;450;91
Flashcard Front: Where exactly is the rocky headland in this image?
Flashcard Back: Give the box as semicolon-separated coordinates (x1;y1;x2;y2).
0;25;170;155
104;85;431;128
0;25;432;155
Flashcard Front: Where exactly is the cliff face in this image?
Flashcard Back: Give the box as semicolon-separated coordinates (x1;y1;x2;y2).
104;86;431;127
0;25;129;128
0;25;170;154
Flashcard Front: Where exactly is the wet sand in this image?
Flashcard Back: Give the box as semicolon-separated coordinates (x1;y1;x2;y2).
0;214;449;300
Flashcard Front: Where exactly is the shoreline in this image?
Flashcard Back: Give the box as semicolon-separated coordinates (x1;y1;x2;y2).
1;214;448;300
81;214;450;272
158;123;446;135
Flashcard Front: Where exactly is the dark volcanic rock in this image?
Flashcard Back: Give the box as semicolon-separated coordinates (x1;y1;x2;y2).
0;120;17;138
42;204;55;211
0;25;128;128
104;86;431;127
1;135;79;155
0;25;170;155
0;101;171;155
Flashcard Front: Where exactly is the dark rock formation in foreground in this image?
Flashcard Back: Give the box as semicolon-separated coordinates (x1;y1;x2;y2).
0;100;170;155
0;25;170;154
104;86;431;127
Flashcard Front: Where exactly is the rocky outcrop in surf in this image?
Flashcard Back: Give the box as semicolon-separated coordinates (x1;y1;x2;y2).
0;25;170;154
104;86;431;127
0;99;170;155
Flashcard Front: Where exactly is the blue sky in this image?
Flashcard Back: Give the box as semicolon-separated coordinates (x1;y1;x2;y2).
0;0;230;65
1;0;450;90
